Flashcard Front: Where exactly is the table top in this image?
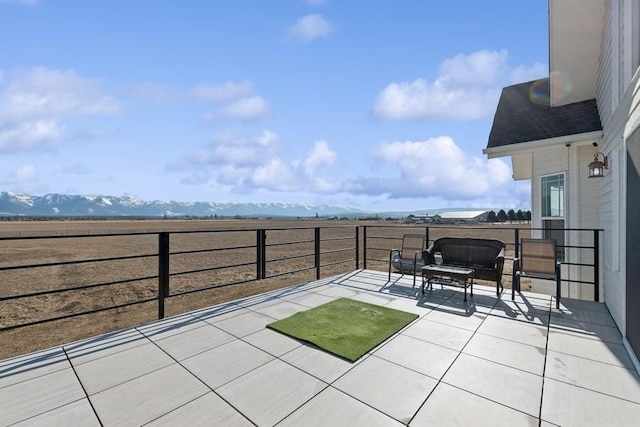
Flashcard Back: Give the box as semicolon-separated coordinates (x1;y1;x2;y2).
421;264;474;275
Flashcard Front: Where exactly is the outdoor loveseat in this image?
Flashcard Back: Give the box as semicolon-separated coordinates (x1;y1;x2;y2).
423;237;506;296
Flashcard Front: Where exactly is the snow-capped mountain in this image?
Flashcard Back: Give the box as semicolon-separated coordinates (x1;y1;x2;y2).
0;192;367;217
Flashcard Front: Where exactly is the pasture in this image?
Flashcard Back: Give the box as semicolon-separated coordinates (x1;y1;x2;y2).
0;219;528;358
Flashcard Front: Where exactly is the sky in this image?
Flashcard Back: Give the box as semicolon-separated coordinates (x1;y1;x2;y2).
0;0;548;212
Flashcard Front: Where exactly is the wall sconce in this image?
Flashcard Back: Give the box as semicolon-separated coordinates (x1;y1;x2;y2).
588;152;608;178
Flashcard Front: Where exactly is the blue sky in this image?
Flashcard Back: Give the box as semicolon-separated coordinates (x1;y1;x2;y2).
0;0;548;211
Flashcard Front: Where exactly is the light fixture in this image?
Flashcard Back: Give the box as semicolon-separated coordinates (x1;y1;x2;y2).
588;152;608;178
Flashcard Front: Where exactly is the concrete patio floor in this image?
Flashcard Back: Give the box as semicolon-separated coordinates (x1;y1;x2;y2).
1;269;640;426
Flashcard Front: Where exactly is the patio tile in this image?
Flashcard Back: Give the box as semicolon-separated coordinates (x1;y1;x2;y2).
547;328;633;368
208;310;276;338
424;308;487;331
285;291;335;308
443;353;543;417
334;355;437;423
91;363;209;426
190;303;246;322
541;378;640;427
402;317;474;351
476;315;548;348
314;284;360;298
545;350;640;402
153;323;235;361
64;328;148;365
181;339;274;389
550;307;616;327
0;368;85;426
374;334;458;380
243;328;302;357
217;359;327;426
12;399;99;427
145;392;252;426
253;299;308;320
548;316;624;344
0;347;70;388
134;313;202;341
383;297;432;316
280;343;356;383
490;300;549;325
72;341;174;395
463;333;546;375
348;291;395;306
278;386;403;426
410;382;538;427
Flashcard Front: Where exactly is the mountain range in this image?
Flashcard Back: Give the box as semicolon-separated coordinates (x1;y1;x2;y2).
0;191;406;218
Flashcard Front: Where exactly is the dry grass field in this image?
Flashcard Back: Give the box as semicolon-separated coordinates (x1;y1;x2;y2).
0;219;530;359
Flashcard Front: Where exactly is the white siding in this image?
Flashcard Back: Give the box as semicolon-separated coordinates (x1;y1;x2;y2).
593;0;640;334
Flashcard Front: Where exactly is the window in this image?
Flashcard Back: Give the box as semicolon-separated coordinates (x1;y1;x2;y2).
541;173;565;260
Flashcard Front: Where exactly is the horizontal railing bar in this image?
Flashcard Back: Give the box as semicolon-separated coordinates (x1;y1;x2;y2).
170;244;255;256
167;277;258;298
266;239;314;248
265;266;315;279
267;252;314;263
321;247;356;255
0;275;159;302
0;252;157;272
169;261;255;277
0;296;158;332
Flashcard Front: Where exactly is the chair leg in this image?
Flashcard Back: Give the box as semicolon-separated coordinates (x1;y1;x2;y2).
555;263;561;309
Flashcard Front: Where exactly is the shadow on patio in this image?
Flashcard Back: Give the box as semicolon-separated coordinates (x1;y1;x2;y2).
1;269;639;426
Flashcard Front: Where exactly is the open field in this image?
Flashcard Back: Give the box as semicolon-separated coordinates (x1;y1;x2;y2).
0;219;529;359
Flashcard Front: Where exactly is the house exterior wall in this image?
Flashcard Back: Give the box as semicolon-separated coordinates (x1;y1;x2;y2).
529;144;600;300
594;0;640;337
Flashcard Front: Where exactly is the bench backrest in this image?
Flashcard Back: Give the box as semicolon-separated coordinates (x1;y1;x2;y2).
430;237;505;267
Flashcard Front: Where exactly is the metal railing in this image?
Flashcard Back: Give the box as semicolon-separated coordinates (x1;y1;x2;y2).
0;223;602;334
0;226;359;332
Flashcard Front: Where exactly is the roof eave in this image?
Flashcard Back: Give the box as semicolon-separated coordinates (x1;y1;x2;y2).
483;130;603;159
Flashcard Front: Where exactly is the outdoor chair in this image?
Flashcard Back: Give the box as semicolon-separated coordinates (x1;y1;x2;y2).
512;238;561;308
388;233;427;288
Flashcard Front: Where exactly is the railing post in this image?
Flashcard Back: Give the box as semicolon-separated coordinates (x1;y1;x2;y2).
514;228;520;259
362;226;368;269
355;226;360;270
256;230;263;280
158;232;170;320
594;229;600;302
425;226;430;246
260;229;267;279
315;227;321;280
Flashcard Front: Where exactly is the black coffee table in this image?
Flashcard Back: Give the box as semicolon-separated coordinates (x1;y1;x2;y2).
421;265;475;301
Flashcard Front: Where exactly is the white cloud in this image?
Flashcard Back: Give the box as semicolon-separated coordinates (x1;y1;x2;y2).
8;164;36;182
0;67;120;122
213;96;269;121
0;67;119;155
288;14;332;42
0;120;65;153
301;140;336;177
348;136;512;200
173;131;341;194
373;50;547;121
190;80;254;102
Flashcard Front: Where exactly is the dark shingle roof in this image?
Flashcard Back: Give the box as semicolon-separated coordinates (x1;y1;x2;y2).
486;78;602;149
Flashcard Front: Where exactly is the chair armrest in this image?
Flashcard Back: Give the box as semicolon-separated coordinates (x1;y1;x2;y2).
422;249;435;265
494;253;505;276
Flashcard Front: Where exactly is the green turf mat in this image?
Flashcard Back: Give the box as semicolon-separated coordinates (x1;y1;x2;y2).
266;297;418;362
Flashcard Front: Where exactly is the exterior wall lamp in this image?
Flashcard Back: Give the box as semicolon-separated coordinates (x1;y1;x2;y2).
588;152;608;178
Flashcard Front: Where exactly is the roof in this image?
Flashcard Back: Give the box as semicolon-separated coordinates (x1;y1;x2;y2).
438;210;488;220
486;78;602;149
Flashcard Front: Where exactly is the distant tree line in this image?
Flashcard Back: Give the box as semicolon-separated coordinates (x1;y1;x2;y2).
486;209;531;223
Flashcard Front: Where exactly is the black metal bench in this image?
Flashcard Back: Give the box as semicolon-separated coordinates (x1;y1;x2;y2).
423;237;506;296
